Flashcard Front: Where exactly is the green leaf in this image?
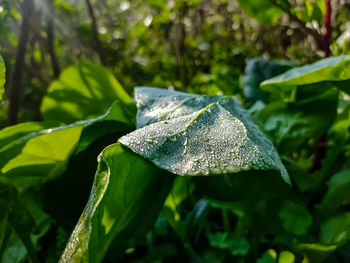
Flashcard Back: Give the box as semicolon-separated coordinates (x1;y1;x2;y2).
0;125;83;191
0;179;16;252
254;88;338;152
60;143;174;263
0;101;133;192
320;212;350;245
243;58;292;104
261;56;350;93
209;232;250;256
237;0;284;24
257;249;278;263
40;63;134;123
0;121;62;151
278;250;295;263
0;56;5;100
320;169;350;215
296;243;337;263
278;201;312;235
120;87;290;185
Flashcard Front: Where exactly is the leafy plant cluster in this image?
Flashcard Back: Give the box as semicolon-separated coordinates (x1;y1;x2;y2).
0;53;350;263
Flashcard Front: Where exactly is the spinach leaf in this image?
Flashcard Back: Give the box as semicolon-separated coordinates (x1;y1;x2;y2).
261;56;350;93
243;58;292;104
60;143;174;263
0;101;132;192
120;87;290;184
253;88;338;152
40;63;134;124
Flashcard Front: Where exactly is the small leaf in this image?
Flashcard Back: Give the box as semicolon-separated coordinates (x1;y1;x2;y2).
60;143;174;263
261;56;350;93
278;250;295;263
257;249;278;263
41;63;134;123
209;232;250;256
120;87;290;185
278;201;312;235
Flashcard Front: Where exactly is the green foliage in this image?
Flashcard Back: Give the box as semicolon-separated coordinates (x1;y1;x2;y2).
237;0;284;24
40;63;134;124
261;55;350;94
60;143;174;262
1;0;350;260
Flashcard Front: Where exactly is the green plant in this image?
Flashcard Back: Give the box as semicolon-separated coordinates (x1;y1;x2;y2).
0;54;350;262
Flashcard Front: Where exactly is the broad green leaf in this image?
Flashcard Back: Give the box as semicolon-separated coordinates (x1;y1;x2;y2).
60;143;174;263
0;121;62;151
320;169;350;215
261;56;350;93
0;126;83;191
0;101;132;191
320;212;350;245
278;201;312;235
243;58;292;104
237;0;284;24
120;87;290;185
41;63;133;123
254;88;338;152
0;56;5;100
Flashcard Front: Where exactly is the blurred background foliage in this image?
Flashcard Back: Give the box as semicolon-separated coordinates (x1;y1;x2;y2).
0;0;349;127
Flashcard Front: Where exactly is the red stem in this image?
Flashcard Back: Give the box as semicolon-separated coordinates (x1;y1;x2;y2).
311;0;332;172
324;0;331;57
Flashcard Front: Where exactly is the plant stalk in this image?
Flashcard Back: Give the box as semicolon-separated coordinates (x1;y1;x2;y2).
311;0;332;172
8;0;34;125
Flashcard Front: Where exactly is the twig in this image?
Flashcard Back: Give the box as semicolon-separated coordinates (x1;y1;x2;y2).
269;0;323;48
85;0;107;66
8;0;34;125
46;0;61;78
311;0;332;172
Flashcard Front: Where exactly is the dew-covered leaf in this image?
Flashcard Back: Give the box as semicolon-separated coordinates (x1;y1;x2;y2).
135;86;223;128
0;56;6;100
120;88;290;184
41;63;134;123
261;56;350;93
60;143;174;263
